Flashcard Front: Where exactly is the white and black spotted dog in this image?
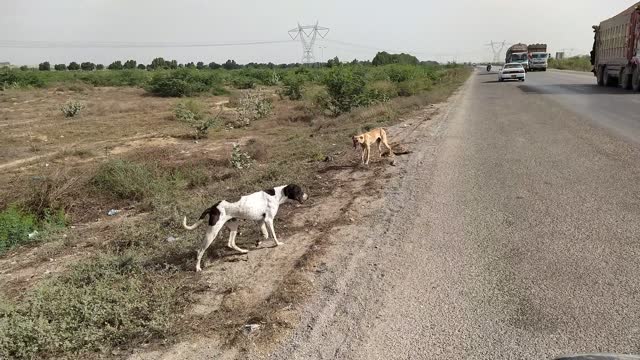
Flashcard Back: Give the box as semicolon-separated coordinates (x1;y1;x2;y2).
183;184;308;272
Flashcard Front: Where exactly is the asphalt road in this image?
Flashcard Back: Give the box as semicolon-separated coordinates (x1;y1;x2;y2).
266;70;640;360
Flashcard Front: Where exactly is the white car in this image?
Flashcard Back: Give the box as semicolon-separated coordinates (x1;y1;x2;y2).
498;63;526;82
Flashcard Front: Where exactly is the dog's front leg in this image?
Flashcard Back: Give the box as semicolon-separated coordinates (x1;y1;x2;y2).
365;144;371;165
266;219;283;246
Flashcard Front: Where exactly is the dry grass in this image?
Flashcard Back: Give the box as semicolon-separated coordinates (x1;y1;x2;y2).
0;67;470;359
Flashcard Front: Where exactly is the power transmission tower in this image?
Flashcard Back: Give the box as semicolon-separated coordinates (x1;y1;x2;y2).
288;22;329;64
485;40;507;63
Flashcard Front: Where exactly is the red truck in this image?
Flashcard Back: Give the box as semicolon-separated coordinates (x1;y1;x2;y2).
591;3;640;90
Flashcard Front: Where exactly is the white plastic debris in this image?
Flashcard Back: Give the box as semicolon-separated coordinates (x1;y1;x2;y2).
166;236;177;243
28;230;39;239
242;324;261;335
107;209;120;216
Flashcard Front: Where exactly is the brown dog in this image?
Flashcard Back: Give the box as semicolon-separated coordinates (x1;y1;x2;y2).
352;128;393;165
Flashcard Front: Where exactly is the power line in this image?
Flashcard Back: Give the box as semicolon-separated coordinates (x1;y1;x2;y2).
0;39;295;48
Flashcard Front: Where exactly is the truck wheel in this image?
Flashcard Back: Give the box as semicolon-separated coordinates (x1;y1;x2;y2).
596;67;605;86
633;67;640;92
620;69;632;90
603;67;618;87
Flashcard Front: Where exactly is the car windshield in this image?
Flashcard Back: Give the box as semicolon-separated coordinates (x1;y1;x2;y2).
504;64;522;69
532;54;547;59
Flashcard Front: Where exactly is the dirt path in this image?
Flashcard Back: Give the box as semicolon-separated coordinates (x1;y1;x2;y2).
124;101;446;360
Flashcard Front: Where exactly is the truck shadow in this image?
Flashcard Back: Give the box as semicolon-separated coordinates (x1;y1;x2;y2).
517;84;638;95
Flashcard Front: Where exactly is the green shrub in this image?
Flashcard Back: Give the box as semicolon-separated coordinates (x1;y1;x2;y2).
60;100;85;117
146;69;224;97
0;255;184;359
173;99;220;139
0;206;37;254
92;160;157;200
366;80;397;102
231;75;256;89
0;69;45;89
281;74;304;100
396;79;426;97
322;67;367;115
548;55;591;72
385;65;416;83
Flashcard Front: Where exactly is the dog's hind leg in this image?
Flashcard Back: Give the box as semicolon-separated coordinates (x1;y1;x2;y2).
381;131;393;156
226;220;248;253
265;219;283;246
377;138;383;157
195;221;225;272
256;222;269;247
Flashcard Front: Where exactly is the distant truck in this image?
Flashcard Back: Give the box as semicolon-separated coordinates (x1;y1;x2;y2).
591;3;640;90
528;44;549;71
506;43;529;70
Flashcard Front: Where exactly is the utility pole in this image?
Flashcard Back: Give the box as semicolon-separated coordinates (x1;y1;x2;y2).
288;22;329;64
485;40;507;63
318;45;326;64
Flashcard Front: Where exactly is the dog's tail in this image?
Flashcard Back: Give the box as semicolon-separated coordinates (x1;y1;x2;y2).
183;204;214;230
182;217;203;230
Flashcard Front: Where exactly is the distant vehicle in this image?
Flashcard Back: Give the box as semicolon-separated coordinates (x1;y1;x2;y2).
528;44;549;71
487;64;492;72
498;63;526;82
591;3;640;90
506;43;530;71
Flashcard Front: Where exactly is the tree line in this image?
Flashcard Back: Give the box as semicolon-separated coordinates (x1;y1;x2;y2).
27;52;437;72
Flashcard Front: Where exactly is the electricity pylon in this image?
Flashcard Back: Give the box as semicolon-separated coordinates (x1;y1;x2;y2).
288;22;329;64
486;40;507;63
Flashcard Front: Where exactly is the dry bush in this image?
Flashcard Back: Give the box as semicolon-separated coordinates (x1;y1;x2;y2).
60;100;85;118
232;90;273;128
23;171;80;221
244;138;270;162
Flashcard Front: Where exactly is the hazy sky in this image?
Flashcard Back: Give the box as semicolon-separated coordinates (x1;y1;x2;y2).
2;0;638;66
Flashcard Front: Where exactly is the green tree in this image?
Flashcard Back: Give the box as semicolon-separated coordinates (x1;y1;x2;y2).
372;51;418;66
208;62;221;70
123;59;137;69
81;62;96;71
168;60;178;69
137;63;146;70
19;65;29;71
68;62;80;70
108;61;123;70
149;57;166;70
185;62;196;69
38;61;51;71
54;64;67;71
327;56;341;68
96;64;105;70
196;61;205;70
223;59;239;70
